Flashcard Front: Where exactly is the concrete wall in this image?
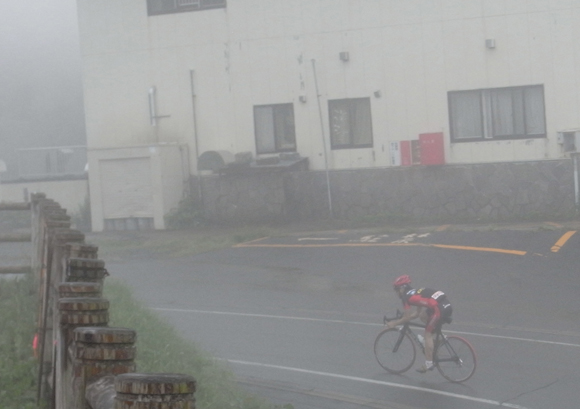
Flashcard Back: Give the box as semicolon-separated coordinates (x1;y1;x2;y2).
200;160;576;224
0;178;88;214
78;0;580;174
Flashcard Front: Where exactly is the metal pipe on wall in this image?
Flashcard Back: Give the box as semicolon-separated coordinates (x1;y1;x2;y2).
311;59;334;218
574;153;579;213
189;70;204;210
148;87;157;126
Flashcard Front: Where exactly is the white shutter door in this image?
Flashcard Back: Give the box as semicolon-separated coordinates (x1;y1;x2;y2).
100;158;154;219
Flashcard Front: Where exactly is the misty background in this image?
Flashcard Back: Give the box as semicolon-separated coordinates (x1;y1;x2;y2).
0;1;85;180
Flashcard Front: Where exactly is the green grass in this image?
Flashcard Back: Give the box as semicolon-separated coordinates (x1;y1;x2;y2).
104;279;292;409
88;225;288;260
0;276;38;409
0;271;293;409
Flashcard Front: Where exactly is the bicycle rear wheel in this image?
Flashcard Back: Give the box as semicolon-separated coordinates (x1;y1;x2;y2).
374;328;416;374
435;335;476;382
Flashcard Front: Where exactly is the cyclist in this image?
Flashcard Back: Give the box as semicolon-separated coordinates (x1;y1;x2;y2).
386;274;453;373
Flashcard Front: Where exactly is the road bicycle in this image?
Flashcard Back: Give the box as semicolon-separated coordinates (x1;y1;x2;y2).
374;310;476;383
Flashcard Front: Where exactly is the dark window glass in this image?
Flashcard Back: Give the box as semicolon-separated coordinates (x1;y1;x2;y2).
147;0;226;16
328;98;373;149
449;85;546;142
254;104;296;154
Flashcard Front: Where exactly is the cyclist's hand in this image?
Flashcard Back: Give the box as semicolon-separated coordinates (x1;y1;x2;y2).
385;321;395;329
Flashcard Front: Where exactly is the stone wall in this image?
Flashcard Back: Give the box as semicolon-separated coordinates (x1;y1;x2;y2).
198;160;577;224
199;172;287;223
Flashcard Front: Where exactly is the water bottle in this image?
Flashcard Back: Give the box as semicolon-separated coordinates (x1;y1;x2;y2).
417;334;425;347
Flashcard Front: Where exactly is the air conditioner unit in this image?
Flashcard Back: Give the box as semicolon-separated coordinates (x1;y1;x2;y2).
558;131;580;153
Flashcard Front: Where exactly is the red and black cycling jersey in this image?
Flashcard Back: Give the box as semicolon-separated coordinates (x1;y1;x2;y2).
401;287;450;312
401;287;453;331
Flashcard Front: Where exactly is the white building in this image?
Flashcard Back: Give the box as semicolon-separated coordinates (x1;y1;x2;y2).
76;0;580;229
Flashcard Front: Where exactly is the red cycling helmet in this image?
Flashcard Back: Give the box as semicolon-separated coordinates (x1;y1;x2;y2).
393;275;411;289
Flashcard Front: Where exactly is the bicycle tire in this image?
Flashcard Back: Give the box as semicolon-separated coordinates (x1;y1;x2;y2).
374;328;416;374
434;335;476;383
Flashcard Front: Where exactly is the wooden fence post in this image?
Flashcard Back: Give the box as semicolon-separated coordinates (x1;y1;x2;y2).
32;195;197;409
66;258;109;286
59;282;102;300
64;243;99;260
37;202;74;405
114;373;197;409
74;328;137;409
57;298;109;409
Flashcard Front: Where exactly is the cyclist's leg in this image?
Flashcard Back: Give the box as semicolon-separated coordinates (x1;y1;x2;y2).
416;311;439;372
424;310;440;362
419;309;429;324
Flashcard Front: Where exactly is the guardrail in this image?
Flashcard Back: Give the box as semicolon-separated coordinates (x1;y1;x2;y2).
0;201;32;275
29;193;196;409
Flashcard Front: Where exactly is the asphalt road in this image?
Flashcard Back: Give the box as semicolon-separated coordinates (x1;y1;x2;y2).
106;226;580;409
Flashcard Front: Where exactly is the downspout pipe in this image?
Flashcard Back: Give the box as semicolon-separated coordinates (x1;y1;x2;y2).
189;70;204;212
311;59;334;219
574;153;579;215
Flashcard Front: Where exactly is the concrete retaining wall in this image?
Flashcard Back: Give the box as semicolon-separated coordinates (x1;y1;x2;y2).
199;160;577;224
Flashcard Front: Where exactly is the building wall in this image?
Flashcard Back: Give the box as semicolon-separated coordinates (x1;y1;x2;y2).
77;1;580;173
87;144;187;231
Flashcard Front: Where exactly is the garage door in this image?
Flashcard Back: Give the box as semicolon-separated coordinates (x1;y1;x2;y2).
100;158;154;219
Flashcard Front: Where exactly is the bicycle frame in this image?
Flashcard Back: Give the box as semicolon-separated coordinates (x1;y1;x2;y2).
384;313;451;362
377;310;476;382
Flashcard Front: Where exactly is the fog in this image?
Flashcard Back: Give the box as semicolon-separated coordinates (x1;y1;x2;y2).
0;0;85;179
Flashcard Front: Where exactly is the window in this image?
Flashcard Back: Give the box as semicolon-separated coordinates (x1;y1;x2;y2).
147;0;226;16
254;104;296;154
448;85;546;142
328;98;373;149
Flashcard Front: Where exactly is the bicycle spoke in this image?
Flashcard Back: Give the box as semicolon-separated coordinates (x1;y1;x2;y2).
435;335;476;383
374;328;416;374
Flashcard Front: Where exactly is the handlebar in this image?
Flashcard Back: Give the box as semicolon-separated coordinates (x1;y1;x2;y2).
383;309;427;329
383;309;403;324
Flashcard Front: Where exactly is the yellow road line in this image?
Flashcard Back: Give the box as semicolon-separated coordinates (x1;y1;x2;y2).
436;224;450;231
430;244;527;256
235;241;527;255
234;237;269;246
551;230;577;252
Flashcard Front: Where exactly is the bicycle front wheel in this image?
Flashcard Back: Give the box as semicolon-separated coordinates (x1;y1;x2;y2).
374;328;416;374
435;335;476;383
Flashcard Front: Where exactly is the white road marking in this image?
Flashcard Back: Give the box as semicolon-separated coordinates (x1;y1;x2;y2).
152;308;580;348
442;330;580;348
225;359;532;409
391;233;418;244
360;235;382;243
350;234;390;243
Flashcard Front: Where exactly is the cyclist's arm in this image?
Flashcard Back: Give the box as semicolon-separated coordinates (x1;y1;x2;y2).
386;306;421;328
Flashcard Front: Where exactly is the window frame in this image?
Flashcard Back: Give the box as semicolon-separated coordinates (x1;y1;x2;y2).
253;103;297;155
328;97;374;150
448;85;546;143
147;0;226;16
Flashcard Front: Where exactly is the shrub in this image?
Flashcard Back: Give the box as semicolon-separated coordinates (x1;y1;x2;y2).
165;193;205;230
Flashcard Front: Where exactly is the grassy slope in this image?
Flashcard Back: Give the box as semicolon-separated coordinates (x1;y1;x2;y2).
105;279;291;409
93;226;296;408
0;277;37;409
